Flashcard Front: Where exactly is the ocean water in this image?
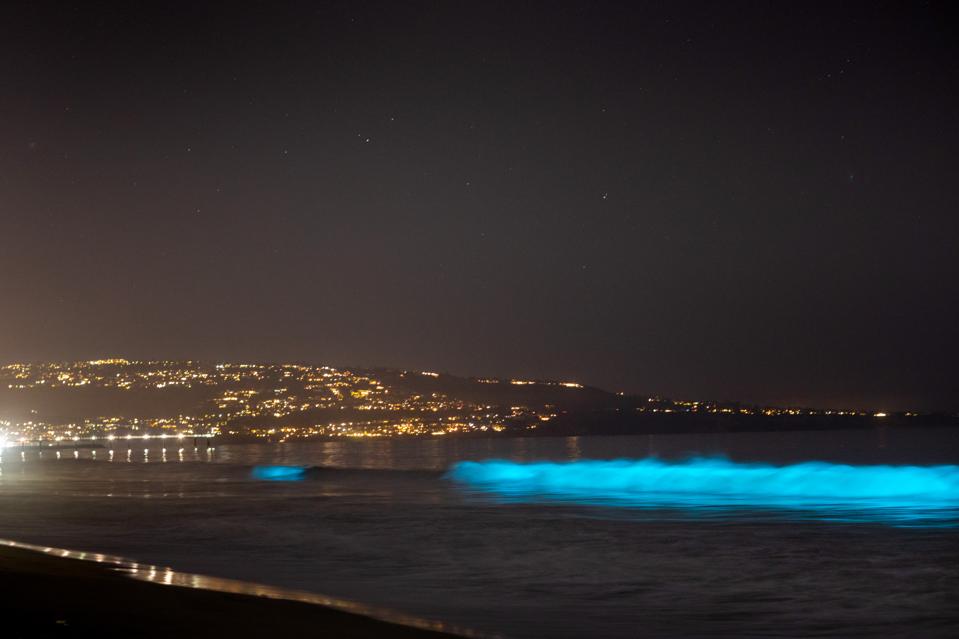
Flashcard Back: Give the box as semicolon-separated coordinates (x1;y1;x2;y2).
1;429;958;638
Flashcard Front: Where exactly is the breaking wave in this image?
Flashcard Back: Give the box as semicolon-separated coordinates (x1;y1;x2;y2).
250;465;443;481
447;458;959;524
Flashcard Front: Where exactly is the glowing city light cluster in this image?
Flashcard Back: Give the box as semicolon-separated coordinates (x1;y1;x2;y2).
0;360;544;442
0;360;936;446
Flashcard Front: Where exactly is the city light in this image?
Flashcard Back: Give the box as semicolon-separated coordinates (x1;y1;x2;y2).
0;360;935;445
0;360;556;441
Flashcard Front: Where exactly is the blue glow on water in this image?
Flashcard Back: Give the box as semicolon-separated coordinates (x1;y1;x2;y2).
448;458;959;526
252;465;307;481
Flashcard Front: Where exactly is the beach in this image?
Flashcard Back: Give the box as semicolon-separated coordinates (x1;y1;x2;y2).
0;544;458;638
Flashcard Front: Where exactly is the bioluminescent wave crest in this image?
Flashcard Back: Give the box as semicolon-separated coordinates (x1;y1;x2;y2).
252;465;307;481
448;458;959;526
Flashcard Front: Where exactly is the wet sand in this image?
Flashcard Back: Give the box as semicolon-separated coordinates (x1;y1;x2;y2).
0;545;459;638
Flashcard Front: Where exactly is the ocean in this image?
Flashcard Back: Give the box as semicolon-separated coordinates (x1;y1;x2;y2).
1;429;958;638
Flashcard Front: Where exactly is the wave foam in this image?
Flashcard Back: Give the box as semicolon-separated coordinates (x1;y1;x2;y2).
448;458;959;524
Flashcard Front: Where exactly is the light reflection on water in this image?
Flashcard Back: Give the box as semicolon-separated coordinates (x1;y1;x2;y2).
4;426;959;468
0;538;489;638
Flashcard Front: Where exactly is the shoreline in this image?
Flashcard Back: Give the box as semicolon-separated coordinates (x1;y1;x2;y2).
0;538;476;638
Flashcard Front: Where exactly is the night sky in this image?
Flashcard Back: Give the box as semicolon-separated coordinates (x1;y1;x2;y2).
1;1;956;411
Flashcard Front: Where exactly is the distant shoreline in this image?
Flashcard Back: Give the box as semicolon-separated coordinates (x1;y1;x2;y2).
0;539;468;638
4;360;955;444
6;420;959;451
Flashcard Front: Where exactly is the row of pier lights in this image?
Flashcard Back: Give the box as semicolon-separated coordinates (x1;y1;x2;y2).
2;432;217;448
0;433;218;463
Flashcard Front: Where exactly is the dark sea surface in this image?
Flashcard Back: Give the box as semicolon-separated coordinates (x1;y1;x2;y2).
1;429;958;638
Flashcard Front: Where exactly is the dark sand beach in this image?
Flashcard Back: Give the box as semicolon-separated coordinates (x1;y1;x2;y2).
0;544;459;638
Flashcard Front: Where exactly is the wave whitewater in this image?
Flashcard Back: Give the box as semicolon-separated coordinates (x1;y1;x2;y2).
447;458;959;523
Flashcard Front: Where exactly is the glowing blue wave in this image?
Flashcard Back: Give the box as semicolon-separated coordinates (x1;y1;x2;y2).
252;465;307;481
448;458;959;525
